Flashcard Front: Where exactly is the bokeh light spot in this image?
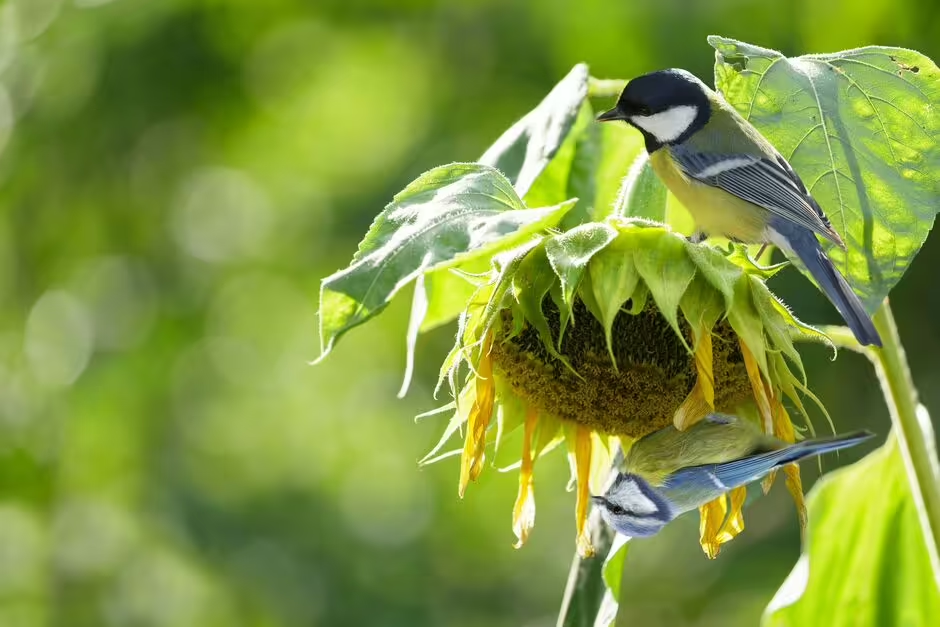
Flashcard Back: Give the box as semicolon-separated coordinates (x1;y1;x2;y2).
24;290;93;388
172;167;273;264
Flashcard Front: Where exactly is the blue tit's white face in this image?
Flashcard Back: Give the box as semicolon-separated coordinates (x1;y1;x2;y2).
592;473;676;538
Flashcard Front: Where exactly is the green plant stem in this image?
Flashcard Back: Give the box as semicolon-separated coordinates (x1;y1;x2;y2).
870;301;940;587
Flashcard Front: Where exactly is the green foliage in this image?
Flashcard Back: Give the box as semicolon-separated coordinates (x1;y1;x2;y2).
317;163;573;360
764;427;940;626
611;155;669;222
6;1;940;626
480;64;589;198
557;516;618;627
711;36;940;313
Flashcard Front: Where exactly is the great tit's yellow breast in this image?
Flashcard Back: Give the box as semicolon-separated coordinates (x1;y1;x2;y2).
649;148;768;243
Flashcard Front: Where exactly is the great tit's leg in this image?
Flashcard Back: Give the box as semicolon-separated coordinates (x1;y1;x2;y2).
687;230;708;244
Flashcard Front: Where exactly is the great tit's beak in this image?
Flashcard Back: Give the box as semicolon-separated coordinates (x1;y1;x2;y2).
596;107;626;122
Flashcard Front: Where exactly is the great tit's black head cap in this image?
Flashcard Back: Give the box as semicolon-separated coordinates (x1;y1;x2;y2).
617;68;709;116
596;69;711;150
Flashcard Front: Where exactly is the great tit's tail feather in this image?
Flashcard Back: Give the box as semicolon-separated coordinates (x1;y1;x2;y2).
774;227;882;347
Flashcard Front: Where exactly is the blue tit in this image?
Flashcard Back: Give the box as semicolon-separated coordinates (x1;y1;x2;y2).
592;413;873;538
597;69;881;347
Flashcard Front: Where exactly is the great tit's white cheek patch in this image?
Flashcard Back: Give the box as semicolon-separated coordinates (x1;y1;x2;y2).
630;105;698;143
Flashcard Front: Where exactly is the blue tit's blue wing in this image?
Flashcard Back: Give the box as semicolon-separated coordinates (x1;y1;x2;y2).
659;466;732;514
706;430;874;489
660;431;874;513
669;144;841;246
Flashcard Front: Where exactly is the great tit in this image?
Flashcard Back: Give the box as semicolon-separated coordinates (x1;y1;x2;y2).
593;413;873;538
597;69;881;347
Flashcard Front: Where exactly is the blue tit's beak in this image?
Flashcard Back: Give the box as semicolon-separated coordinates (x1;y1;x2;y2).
596;107;626;122
591;495;606;506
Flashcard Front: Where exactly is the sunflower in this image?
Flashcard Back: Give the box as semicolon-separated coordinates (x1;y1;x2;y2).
422;218;829;558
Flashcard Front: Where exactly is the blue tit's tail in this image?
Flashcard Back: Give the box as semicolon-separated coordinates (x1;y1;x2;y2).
775;430;876;466
770;223;882;347
708;430;875;489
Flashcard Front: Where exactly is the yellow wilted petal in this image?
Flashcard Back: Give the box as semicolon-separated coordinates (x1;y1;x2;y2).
698;486;748;558
770;401;808;538
459;333;496;497
512;406;539;548
692;325;716;407
762;393;798;494
722;486;747;537
698;495;728;559
572;425;594;557
740;339;773;435
675;382;711;431
675;325;716;430
785;463;807;539
771;396;797;443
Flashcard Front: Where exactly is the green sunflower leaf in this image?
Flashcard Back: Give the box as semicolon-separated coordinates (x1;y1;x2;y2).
764;425;940;627
611;153;669;222
593;125;646;221
481;64;589;197
711;36;940;312
316;163;573;361
420;268;482;333
523;101;598;230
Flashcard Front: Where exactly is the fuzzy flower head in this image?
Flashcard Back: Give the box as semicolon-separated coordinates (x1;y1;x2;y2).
426;218;829;558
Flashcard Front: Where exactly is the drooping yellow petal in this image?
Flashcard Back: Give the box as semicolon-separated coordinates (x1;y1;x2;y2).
698;495;728;559
698;486;747;558
512;405;539;548
572;425;594;557
459;333;496;497
785;463;807;539
771;401;807;538
740;339;773;435
761;391;799;494
675;325;715;430
770;396;797;443
722;486;747;538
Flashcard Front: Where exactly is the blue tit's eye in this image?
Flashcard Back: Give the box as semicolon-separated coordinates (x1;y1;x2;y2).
609;504;629;516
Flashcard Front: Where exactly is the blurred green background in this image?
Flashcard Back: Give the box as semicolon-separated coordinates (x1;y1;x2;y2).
1;1;939;626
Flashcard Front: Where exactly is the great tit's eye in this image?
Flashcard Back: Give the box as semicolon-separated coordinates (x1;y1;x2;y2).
635;104;652;116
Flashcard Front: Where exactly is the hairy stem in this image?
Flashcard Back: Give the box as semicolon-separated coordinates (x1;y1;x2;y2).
871;301;940;587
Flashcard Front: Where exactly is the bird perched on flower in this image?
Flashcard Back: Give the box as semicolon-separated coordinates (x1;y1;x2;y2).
597;68;881;347
593;413;873;538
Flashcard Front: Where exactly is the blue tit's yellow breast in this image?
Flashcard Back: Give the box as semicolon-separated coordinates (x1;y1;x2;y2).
648;149;769;243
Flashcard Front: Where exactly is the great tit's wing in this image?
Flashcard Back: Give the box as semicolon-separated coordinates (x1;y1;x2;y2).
688;430;874;490
669;144;844;248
